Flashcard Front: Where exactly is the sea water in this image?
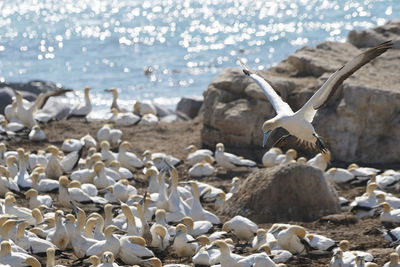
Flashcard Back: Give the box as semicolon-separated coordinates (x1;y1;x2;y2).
0;0;397;114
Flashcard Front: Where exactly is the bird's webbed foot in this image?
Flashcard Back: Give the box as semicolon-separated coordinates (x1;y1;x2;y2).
313;133;328;153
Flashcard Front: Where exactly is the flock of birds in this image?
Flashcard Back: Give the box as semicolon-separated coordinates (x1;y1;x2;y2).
0;122;399;267
0;41;396;266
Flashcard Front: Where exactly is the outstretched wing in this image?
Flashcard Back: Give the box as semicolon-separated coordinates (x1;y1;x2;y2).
31;89;72;112
298;41;393;122
239;58;293;116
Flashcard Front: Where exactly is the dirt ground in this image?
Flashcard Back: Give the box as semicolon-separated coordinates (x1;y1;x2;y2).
2;116;397;266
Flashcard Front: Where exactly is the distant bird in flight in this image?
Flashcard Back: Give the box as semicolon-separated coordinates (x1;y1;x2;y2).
240;40;392;153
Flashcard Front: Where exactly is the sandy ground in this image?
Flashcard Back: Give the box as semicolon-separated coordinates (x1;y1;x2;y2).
2;116;397;266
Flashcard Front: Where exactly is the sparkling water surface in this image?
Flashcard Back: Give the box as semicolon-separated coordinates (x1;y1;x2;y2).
0;0;397;113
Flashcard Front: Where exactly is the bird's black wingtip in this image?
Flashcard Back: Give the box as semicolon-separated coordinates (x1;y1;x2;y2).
242;69;251;76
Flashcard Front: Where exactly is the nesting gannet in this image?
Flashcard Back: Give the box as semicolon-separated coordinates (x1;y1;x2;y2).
207;240;246;267
70;87;92;117
105;88;128;112
184;145;214;166
28;125;46;141
262;147;283;167
31;171;58;193
134;101;157;116
46;247;66;267
223;215;258;242
373;173;400;191
306;233;336;253
0;240;36;267
5;156;18;179
349;183;380;218
348;163;380;177
384;252;400;267
215;143;257;171
86;225;120;257
14;148;32;190
377;193;400;209
100;141;117;164
173;224;197;258
4;196;35;225
181;216;212;237
240;41;392;152
330;249;346;267
150;224;170;251
4;101;18;122
192;235;218;266
277;225;308;255
378;202;400;223
138;113;159;125
97;124;122;147
14;221;58;256
307;152;331;171
80;133;97;148
118;141;144;170
97;251;120;267
58;176;107;209
337;240;373;263
93;162;115;189
25;189;52;209
46;210;69;250
325;167;355;184
110;108;140;126
61;138;83;152
252;229;269;251
189;182;220;224
119;236;154;265
0;167;19;196
188;159;215;177
14;89;71;128
46;145;64;179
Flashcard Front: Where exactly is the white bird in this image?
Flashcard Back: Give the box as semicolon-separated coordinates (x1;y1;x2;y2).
105;88;128;112
276;149;297;165
306;233;336;253
277;225;307;255
28;125;46;141
110;108;140;126
61;138;83;152
184;145;214;166
25;189;52;209
46;247;66;267
117;142;144;170
138;113;158;125
14;89;70;128
150;224;170;251
97;125;122;147
189;182;220;224
70;87;92;117
0;241;37;267
307;152;331;171
86;225;120;257
119;236;154;265
222;215;258;242
384;252;400;267
46;210;69;250
240;41;392;152
349;183;380;218
172;224;197;258
188;160;215;177
215;143;257;171
181;216;212;237
378;202;400;223
325;167;355;184
80;134;97;148
262;147;283;167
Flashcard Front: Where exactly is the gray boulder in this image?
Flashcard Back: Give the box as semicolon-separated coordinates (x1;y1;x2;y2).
176;96;203;119
219;164;341;223
0;80;66;95
202;21;400;164
0;88;14;115
347;19;400;48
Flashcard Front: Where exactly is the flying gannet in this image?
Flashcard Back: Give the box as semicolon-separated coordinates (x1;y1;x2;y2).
240;41;393;152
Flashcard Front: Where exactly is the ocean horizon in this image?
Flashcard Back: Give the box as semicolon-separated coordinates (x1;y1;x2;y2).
0;0;397;114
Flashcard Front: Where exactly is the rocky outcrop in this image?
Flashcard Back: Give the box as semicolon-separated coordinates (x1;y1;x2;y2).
176;96;203;119
348;20;400;48
201;21;400;164
219;164;340;223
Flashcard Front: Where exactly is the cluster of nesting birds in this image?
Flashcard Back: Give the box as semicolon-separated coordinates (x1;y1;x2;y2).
0;86;169;141
0;116;399;267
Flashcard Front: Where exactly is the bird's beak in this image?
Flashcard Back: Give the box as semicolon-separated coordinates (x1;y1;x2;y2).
206;244;218;251
104;89;111;92
262;130;272;147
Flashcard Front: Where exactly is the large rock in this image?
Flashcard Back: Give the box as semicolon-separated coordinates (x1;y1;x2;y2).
176;96;203;119
219;164;341;223
0;80;66;95
202;21;400;164
348;20;400;48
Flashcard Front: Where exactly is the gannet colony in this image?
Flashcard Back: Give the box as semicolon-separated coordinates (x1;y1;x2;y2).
0;41;398;267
